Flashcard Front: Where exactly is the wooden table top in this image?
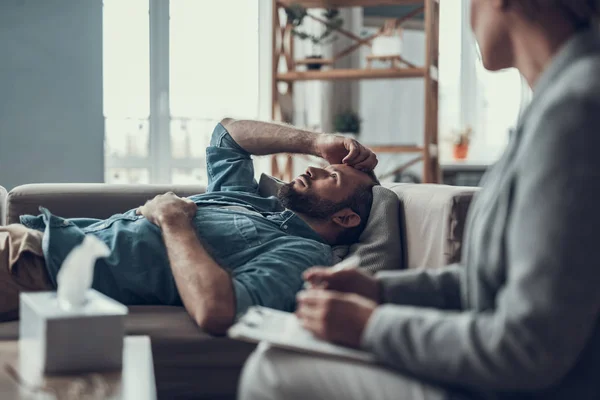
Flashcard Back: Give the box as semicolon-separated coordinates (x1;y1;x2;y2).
0;336;156;400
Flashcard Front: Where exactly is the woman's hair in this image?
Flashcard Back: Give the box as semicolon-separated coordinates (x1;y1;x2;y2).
519;0;600;28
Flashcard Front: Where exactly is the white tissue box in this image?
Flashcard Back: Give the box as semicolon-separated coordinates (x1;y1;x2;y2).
19;289;128;374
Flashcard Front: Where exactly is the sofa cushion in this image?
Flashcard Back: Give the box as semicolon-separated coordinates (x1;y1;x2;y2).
388;184;477;269
6;184;206;224
259;175;402;273
0;306;255;400
345;185;402;273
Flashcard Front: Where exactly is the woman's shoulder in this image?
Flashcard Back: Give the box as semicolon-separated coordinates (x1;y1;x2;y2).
517;54;600;167
549;49;600;103
528;55;600;131
560;53;600;97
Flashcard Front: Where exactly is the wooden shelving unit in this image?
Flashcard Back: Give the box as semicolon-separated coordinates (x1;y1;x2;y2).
277;67;427;82
369;145;423;153
278;0;425;7
271;0;441;183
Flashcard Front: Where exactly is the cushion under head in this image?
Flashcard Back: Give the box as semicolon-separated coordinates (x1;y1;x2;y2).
258;174;402;274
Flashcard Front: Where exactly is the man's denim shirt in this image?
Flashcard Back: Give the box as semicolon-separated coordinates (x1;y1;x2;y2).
21;124;333;316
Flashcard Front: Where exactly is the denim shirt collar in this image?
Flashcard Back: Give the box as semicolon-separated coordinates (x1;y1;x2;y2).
276;210;328;244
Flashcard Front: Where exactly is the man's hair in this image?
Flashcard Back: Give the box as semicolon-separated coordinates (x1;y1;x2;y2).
336;172;380;245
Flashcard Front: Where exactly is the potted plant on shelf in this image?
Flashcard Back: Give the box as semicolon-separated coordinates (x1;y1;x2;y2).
285;4;343;70
451;126;473;161
333;110;361;139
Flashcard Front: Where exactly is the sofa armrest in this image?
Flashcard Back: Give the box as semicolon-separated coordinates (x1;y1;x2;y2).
387;183;478;270
6;184;206;224
0;185;7;226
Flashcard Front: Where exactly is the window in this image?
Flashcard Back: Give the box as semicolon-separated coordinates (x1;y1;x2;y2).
438;0;462;146
473;64;523;162
169;0;260;184
438;0;527;164
103;0;150;183
103;0;263;184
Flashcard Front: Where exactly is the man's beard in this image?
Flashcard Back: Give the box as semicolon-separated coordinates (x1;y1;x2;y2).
277;182;343;220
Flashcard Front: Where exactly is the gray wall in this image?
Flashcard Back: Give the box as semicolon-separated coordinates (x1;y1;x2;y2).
0;0;104;191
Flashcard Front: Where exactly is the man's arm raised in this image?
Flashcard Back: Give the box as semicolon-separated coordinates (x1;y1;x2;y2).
220;118;378;171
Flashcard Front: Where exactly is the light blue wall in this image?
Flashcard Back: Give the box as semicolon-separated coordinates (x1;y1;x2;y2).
0;0;104;190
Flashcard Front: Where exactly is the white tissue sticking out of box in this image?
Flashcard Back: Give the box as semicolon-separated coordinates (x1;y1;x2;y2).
56;235;110;310
20;235;127;374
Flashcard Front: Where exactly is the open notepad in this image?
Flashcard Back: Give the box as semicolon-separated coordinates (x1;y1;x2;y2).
227;306;376;364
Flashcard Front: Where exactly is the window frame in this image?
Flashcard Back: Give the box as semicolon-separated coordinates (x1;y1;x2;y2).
104;0;270;184
456;0;528;163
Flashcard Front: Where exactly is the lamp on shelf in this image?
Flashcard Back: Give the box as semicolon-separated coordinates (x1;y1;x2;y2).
367;19;404;69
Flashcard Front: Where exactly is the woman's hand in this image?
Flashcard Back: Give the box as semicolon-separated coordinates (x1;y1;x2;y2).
296;290;377;348
303;267;382;303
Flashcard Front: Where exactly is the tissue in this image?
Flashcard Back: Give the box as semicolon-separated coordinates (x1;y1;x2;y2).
19;235;127;374
56;235;110;310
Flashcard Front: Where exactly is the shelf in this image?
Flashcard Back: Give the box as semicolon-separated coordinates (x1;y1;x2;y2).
277;0;425;8
369;145;423;153
295;58;335;66
277;67;426;82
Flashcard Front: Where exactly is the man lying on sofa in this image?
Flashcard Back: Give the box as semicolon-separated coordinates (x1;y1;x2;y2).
0;119;379;334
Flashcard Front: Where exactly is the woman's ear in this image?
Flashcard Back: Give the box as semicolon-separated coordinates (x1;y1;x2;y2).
331;208;361;229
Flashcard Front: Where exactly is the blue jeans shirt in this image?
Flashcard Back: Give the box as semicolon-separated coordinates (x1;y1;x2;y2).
20;124;333;316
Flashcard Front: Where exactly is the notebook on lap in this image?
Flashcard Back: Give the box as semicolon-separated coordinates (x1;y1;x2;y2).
227;306;376;364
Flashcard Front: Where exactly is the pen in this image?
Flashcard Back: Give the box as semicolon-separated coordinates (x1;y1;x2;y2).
303;255;361;290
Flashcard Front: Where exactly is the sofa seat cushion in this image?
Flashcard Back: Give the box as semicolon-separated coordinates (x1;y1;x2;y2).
0;306;255;400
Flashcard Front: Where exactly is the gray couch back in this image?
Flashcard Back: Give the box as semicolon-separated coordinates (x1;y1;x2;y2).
5;183;478;270
5;184;206;224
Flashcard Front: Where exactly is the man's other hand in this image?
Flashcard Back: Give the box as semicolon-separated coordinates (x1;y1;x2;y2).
136;192;197;228
303;267;381;303
315;134;378;172
296;290;377;348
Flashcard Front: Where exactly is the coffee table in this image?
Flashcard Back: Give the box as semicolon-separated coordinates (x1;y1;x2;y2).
0;335;156;399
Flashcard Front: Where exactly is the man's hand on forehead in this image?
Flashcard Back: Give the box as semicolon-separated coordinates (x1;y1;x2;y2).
315;134;378;172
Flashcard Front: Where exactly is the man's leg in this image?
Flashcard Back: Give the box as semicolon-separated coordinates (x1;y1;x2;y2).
238;343;450;400
0;225;54;321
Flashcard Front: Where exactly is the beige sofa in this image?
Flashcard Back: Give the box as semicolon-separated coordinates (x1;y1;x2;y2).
0;183;477;399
